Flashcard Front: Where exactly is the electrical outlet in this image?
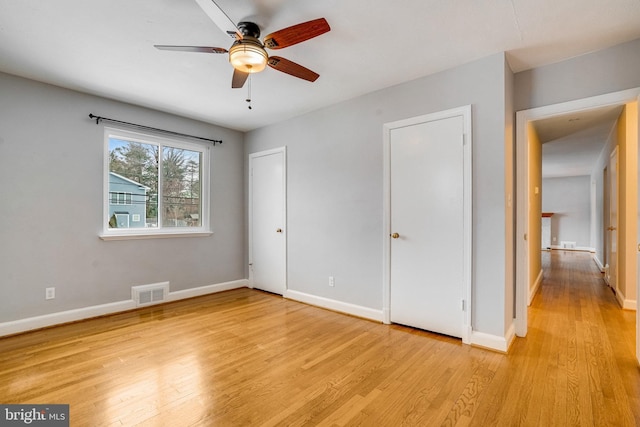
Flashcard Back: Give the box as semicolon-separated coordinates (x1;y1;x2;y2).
329;276;335;287
45;287;55;300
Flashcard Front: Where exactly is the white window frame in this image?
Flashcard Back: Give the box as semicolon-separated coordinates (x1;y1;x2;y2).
110;191;132;205
101;127;212;240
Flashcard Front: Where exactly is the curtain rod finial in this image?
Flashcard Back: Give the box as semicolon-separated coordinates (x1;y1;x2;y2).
89;113;101;124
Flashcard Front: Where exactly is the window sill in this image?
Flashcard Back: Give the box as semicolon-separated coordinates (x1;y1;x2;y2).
99;230;213;241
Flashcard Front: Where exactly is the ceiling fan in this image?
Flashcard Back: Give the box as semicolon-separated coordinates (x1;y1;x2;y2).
155;0;331;89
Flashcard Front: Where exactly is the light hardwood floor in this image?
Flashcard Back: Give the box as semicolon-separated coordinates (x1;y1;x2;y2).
1;251;638;426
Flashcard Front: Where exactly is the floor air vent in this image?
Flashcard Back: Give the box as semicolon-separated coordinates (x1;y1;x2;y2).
132;282;169;307
560;241;576;249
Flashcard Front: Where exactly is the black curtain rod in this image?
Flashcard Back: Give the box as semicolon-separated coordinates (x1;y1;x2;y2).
88;113;222;145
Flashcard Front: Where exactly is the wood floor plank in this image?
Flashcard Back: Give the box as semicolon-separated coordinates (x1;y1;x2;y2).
0;251;638;426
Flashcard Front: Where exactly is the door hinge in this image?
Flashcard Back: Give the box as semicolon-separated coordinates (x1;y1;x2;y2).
524;233;527;241
461;299;465;311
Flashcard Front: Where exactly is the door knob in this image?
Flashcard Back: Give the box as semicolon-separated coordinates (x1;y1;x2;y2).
391;233;400;239
276;228;283;233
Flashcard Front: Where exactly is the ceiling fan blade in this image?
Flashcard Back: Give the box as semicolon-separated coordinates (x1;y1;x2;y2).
154;45;228;54
267;56;319;82
232;69;249;88
263;18;330;49
194;0;242;39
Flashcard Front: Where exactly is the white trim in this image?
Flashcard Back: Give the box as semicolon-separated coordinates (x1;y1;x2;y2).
515;87;640;338
284;290;383;322
614;288;637;310
593;255;605;272
0;300;135;337
548;246;595;252
470;322;515;353
616;289;626;308
248;147;287;293
167;279;248;301
109;171;150;190
529;269;543;305
0;279;248;337
100;231;213;241
623;299;637;311
382;105;472;344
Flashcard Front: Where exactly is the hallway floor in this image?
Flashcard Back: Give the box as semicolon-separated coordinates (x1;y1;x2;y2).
490;250;639;425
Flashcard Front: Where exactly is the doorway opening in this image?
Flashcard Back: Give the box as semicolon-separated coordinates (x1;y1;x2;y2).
515;87;640;364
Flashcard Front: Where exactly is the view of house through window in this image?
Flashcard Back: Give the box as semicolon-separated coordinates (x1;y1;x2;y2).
107;130;205;231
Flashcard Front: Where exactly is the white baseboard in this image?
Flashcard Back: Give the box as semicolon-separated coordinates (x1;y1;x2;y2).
550;245;595;252
284;289;384;322
282;289;511;351
470;322;515;353
382;308;390;324
284;290;485;349
615;289;625;308
615;288;637;310
0;300;136;337
167;279;248;301
593;255;604;272
0;279;248;337
529;269;543;306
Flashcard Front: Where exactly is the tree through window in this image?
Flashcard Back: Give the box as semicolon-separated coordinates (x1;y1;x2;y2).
104;128;209;235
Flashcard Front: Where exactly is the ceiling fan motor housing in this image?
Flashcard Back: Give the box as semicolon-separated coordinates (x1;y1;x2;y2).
237;21;261;38
229;37;268;73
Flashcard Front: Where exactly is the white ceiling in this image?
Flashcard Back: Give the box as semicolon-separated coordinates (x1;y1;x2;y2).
1;1;640;132
536;105;623;178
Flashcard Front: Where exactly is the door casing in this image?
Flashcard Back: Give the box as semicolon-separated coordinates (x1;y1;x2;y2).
515;88;640;354
608;147;619;293
248;147;287;295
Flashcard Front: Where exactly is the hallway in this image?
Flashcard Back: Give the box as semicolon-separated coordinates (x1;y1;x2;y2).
487;250;639;425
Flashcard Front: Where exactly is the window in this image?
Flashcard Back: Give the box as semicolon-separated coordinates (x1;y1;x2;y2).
102;127;211;239
110;192;132;205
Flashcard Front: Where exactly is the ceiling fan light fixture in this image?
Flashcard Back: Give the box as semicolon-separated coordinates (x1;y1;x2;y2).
229;38;268;73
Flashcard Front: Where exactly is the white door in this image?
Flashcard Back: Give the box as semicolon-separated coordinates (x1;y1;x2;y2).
389;114;465;338
249;148;286;295
608;148;618;292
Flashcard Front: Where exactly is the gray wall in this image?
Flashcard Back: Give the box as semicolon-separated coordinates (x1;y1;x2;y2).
514;38;640;111
542;176;592;248
246;53;510;337
0;72;245;322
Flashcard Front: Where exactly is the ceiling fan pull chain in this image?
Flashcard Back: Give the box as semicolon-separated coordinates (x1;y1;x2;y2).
246;74;253;110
